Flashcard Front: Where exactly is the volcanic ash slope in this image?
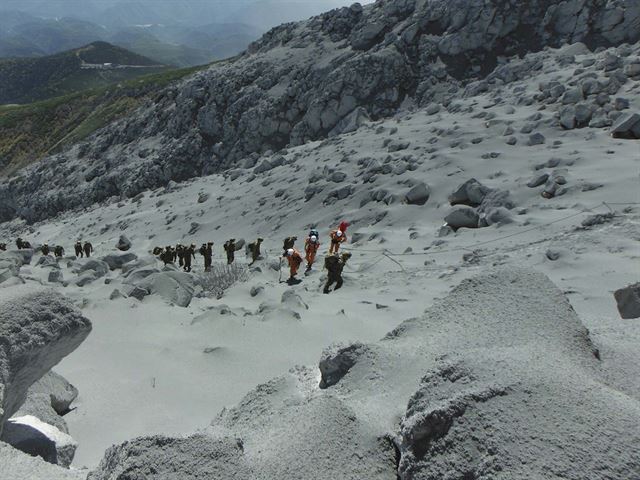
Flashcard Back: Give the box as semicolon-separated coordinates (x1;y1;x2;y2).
88;269;640;479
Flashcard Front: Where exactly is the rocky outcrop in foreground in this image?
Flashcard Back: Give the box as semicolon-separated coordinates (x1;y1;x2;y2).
1;0;638;223
88;269;640;479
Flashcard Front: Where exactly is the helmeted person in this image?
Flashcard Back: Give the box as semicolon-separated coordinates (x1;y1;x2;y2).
41;243;50;256
74;241;83;258
247;238;264;265
304;232;321;271
152;246;163;256
329;221;349;254
16;238;25;250
223;239;236;265
0;243;6;251
54;245;65;258
183;244;196;272
199;242;214;272
176;244;185;267
83;241;94;258
160;246;175;265
323;252;352;294
283;248;303;284
283;236;297;252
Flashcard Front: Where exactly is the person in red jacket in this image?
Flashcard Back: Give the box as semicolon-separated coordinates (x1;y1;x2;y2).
304;234;321;271
329;221;349;254
284;248;303;284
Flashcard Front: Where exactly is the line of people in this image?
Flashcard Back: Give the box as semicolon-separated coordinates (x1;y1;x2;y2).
3;222;353;294
2;238;94;259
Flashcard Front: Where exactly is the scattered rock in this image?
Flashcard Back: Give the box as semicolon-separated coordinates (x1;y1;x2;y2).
101;253;138;271
319;343;368;389
404;182;430;206
115;235;131;252
444;208;480;230
611;113;640;139
614;283;640;319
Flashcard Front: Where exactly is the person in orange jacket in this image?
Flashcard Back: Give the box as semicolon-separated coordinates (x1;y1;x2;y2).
284;248;303;284
329;221;349;254
304;234;321;271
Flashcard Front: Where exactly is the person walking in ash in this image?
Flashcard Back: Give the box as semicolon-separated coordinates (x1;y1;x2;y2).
160;246;175;266
74;241;84;258
16;238;30;250
329;221;349;254
0;243;6;251
247;238;264;265
152;246;163;256
224;239;236;265
283;236;297;253
41;243;50;256
199;242;214;272
323;252;352;294
304;230;321;272
183;244;196;272
284;248;303;285
54;245;65;258
83;241;94;258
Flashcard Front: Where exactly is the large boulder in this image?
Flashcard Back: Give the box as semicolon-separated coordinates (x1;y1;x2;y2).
100;253;138;271
74;259;109;279
444;207;480;230
614;283;640;319
611;112;640;139
135;271;196;307
0;288;92;436
115;235;132;252
1;415;77;467
404;182;430;206
448;179;490;207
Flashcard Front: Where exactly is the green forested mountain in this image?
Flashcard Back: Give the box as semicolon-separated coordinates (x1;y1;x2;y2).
0;41;169;105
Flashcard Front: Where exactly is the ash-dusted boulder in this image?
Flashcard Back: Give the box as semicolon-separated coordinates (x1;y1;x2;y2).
281;290;308;311
449;179;490;207
0;288;91;435
115;235;131;252
2;415;77;467
0;442;85;480
404;182;430;206
319;342;369;389
444;208;480;230
36;256;58;268
74;259;109;279
614;283;640;319
88;434;253;480
48;270;63;284
328;107;370;136
135;271;196;307
611;112;640;139
1;249;33;267
101;253;138;271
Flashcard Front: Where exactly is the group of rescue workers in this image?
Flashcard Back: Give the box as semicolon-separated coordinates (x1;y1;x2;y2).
2;222;353;294
150;221;352;293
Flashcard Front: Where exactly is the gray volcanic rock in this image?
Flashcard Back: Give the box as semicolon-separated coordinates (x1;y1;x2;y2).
100;253;138;271
614;283;640;319
0;441;85;480
444;207;480;230
0;288;92;436
1;0;638;223
115;235;131;252
89;269;639;479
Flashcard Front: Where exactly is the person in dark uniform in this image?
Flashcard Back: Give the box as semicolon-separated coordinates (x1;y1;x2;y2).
199;242;214;272
41;243;50;256
0;243;6;251
247;238;263;265
223;239;236;265
323;252;352;294
183;244;196;272
160;246;174;266
83;241;93;258
176;244;185;268
75;241;83;258
54;245;65;258
152;246;163;256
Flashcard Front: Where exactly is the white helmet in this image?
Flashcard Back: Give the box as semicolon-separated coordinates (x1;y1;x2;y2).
287;248;294;256
336;231;343;237
311;235;317;242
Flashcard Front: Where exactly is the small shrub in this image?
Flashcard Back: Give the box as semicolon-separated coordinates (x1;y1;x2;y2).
196;262;249;298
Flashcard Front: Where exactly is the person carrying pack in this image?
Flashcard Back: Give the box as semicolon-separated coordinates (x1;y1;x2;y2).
304;233;321;271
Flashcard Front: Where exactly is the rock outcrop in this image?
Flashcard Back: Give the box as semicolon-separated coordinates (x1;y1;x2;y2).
0;287;92;436
1;0;638;223
89;269;640;479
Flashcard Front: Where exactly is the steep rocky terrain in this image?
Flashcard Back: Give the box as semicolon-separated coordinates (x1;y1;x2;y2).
0;0;638;223
0;0;639;478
